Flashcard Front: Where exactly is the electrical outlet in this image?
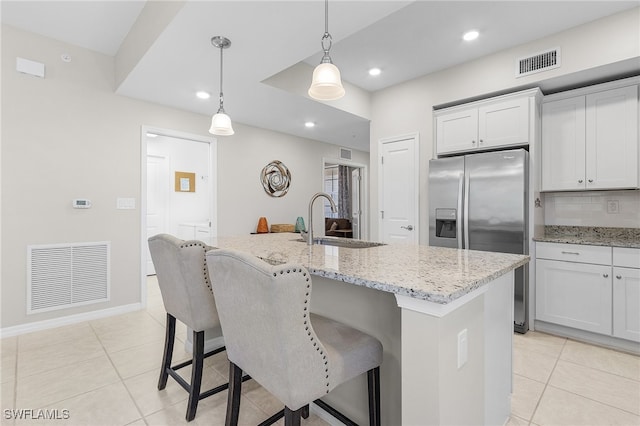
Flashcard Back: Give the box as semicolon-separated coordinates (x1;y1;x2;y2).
607;200;619;214
457;329;468;369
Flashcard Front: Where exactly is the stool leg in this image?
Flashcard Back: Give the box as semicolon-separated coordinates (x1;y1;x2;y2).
284;407;302;426
186;330;204;421
367;367;381;426
226;362;243;426
158;313;176;390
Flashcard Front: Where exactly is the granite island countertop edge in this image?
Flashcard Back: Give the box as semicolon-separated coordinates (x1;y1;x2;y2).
210;233;530;305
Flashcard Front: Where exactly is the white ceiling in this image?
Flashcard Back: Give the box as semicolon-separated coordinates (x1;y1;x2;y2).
2;1;638;152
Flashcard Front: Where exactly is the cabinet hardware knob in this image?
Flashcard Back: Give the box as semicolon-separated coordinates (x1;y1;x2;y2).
471;140;476;144
603;273;609;278
588;179;593;183
616;275;622;279
578;179;583;183
479;139;484;144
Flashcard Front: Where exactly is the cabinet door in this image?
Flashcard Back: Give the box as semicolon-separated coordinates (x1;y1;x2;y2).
478;97;529;149
436;108;478;155
536;259;612;335
585;85;639;190
613;266;640;342
541;97;586;191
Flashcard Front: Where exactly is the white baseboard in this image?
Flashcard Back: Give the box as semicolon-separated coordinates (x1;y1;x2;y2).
0;303;143;338
534;320;640;355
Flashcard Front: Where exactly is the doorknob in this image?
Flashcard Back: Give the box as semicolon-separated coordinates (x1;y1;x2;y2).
401;225;414;231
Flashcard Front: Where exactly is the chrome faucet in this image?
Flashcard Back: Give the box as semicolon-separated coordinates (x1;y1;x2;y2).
304;192;337;245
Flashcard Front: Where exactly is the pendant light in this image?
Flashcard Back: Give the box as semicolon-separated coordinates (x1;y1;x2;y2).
209;36;234;136
308;0;345;101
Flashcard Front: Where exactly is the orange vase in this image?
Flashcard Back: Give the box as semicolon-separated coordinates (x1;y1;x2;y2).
256;217;269;234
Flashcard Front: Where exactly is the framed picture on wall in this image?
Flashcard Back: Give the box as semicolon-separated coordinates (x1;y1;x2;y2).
174;171;195;192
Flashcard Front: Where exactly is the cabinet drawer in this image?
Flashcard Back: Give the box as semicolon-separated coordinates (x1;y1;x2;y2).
536;242;611;265
613;247;640;269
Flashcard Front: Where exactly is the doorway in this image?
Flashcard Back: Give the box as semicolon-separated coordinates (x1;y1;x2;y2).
322;158;368;240
140;126;217;301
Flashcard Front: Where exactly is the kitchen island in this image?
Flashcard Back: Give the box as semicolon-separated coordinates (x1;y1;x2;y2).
208;233;529;425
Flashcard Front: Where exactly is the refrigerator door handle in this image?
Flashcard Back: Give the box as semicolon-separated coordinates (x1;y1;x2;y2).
457;173;464;249
464;172;470;249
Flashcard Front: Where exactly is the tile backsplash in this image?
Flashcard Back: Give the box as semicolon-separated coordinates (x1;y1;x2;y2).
543;190;640;228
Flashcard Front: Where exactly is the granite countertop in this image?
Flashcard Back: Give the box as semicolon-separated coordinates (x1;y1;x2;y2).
209;233;529;304
534;226;640;249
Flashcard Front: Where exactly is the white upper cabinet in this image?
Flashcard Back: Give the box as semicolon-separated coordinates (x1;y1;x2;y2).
478;97;530;149
435;107;478;154
541;97;586;191
541;81;639;191
586;86;639;190
435;90;537;156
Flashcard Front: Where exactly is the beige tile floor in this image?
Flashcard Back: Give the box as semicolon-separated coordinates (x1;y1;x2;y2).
0;276;638;425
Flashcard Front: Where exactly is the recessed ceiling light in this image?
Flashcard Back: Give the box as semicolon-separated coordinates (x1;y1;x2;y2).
368;67;381;76
196;91;211;99
305;121;315;128
463;30;479;41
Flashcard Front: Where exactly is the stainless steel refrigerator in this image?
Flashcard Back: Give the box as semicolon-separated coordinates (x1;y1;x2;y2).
428;148;529;333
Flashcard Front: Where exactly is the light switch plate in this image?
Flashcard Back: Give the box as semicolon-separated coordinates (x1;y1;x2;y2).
116;198;136;210
606;200;619;214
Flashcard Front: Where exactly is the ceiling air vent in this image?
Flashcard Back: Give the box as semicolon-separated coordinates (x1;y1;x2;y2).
516;47;560;78
339;148;352;160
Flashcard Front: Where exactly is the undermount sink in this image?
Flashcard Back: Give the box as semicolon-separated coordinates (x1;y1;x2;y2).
296;237;386;249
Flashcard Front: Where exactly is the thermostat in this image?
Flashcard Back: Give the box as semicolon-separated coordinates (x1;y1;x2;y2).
73;199;91;209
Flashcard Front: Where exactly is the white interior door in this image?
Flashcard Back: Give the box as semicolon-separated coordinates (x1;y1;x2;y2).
146;154;169;275
379;135;419;244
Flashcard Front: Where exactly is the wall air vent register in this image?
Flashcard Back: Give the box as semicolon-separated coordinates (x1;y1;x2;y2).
516;47;561;77
339;148;352;160
27;241;110;314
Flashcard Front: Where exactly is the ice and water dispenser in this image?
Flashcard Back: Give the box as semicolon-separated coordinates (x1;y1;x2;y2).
435;208;457;239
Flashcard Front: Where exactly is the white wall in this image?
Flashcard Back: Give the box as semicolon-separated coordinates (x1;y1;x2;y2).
216;122;368;237
1;24;367;331
369;7;640;242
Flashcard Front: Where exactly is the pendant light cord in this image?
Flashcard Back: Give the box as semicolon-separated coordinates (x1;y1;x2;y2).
324;0;328;35
320;0;333;62
218;45;225;112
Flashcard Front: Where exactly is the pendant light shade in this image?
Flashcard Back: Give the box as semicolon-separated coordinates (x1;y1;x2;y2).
308;0;345;101
209;112;234;135
309;62;345;100
209;36;234;136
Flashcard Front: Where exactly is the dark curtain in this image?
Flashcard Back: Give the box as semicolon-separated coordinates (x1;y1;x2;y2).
338;165;351;219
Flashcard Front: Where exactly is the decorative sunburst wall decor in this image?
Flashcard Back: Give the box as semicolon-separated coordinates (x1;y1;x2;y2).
260;160;291;197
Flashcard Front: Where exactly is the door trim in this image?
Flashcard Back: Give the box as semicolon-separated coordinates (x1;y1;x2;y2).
140;125;217;307
377;133;420;244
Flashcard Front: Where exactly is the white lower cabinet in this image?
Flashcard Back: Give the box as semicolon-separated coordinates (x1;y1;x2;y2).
536;258;612;335
612;246;640;342
536;242;640;342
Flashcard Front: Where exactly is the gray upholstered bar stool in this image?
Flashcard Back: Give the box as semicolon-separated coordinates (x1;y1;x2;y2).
148;234;228;422
207;248;382;426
